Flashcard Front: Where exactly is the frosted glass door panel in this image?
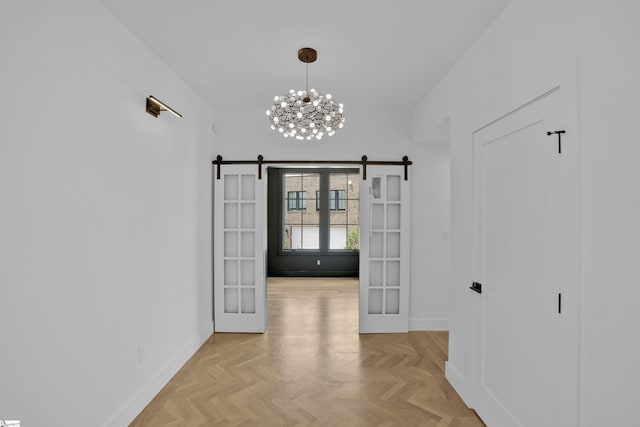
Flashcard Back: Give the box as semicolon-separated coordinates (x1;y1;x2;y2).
224;288;238;313
224;260;238;285
241;289;255;314
387;176;401;201
386;233;401;258
214;167;266;333
387;205;401;229
224;176;239;200
369;261;383;286
359;168;410;333
224;204;238;228
241;232;255;257
241;175;255;200
369;289;383;315
241;204;255;229
386;261;400;286
224;232;238;257
371;205;384;229
386;289;400;314
241;260;255;286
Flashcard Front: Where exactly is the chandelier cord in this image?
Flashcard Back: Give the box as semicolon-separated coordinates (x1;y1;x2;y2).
305;63;309;94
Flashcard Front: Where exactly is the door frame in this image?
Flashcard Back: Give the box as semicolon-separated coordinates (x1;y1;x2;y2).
266;167;360;277
469;69;581;424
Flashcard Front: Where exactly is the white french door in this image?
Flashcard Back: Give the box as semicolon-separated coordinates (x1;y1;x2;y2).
471;88;578;426
214;165;267;332
359;167;410;333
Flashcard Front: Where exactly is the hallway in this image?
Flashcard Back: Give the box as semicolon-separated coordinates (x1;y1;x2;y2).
131;278;482;426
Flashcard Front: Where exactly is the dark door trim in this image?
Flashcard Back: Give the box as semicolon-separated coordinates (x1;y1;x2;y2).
267;167;359;277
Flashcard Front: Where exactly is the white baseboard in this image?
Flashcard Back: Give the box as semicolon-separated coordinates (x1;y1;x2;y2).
102;322;214;427
409;318;449;331
445;361;471;406
201;320;214;341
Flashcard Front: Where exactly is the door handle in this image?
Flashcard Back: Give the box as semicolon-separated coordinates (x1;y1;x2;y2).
470;282;482;294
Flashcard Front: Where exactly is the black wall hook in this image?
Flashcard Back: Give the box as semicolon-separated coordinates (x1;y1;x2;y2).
547;130;566;154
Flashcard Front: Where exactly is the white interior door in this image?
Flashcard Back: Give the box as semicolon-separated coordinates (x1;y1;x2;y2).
359;167;410;333
214;165;266;332
471;88;578;426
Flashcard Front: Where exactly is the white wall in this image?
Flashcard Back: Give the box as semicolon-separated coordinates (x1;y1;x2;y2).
408;142;450;331
214;106;451;330
0;2;214;426
413;0;640;425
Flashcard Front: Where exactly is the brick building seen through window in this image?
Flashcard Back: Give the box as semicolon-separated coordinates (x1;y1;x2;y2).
283;172;359;250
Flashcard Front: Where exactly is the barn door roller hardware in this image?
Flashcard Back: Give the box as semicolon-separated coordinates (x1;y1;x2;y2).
213;155;412;181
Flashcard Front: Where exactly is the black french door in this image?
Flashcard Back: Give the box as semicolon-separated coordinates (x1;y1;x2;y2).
267;167;359;276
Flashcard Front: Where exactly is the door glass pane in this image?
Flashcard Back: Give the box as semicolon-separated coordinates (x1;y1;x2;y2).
386;232;401;258
224;231;238;257
385;289;400;314
370;232;384;258
224;175;239;200
386;260;400;286
240;260;255;286
241;203;255;229
371;177;382;199
369;289;383;314
241;288;255;314
369;261;383;286
224;260;238;286
387;175;401;201
241;232;255;257
371;204;384;229
224;288;238;313
387;204;401;229
241;175;255;200
224;203;238;229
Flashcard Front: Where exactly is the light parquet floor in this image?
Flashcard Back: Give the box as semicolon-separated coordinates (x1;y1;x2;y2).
130;278;484;426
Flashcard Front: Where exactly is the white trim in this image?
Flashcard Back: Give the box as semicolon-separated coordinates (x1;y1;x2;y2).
445;361;471;407
200;320;214;341
102;326;213;427
409;318;449;331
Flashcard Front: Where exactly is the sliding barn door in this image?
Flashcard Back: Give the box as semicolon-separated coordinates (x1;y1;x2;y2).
214;166;266;332
359;167;410;333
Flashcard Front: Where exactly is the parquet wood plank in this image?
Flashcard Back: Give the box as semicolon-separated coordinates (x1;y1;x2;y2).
130;278;482;426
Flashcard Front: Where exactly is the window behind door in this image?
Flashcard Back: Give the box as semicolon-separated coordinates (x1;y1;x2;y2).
268;168;360;276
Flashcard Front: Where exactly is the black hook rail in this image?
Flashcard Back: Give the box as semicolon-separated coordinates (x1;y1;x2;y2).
213;155;412;181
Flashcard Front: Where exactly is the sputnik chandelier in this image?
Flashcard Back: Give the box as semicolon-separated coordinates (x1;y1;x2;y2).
267;47;345;141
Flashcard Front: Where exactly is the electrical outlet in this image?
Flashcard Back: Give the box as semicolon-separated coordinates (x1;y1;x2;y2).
317;259;321;265
138;343;146;362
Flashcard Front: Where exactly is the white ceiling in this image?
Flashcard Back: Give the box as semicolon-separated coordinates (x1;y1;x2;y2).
99;0;511;111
